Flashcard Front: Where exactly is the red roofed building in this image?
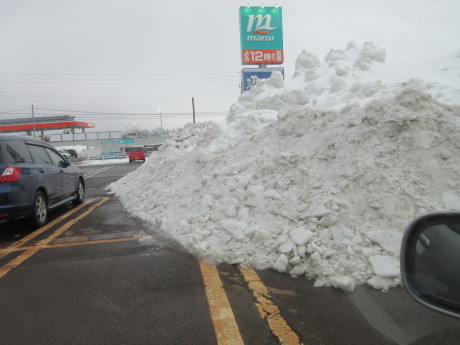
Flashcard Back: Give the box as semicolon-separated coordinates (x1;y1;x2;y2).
0;116;95;140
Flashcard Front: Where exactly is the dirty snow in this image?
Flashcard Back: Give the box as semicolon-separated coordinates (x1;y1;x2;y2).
109;42;460;292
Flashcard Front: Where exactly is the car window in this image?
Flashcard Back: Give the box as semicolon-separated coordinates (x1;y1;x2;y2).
46;148;67;167
27;144;52;165
0;140;33;164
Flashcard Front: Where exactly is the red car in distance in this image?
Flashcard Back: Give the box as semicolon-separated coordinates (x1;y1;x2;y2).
128;147;146;163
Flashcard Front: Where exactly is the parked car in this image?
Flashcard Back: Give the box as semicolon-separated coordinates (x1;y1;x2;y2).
143;145;154;156
65;149;78;158
0;135;85;228
128;146;146;163
59;150;70;159
143;144;163;157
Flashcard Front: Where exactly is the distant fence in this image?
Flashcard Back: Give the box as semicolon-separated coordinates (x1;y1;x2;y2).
49;131;123;142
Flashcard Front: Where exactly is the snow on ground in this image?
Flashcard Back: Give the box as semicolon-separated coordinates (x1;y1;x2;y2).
78;158;130;166
55;144;88;153
109;42;460;292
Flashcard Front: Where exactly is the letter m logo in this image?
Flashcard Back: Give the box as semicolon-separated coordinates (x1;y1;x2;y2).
246;14;277;35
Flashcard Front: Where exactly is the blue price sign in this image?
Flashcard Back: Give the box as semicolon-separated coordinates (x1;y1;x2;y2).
242;67;284;92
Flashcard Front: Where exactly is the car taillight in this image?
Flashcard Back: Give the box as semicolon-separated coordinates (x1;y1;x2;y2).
0;166;21;183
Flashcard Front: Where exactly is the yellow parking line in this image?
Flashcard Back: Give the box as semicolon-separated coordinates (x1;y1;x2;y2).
0;197;109;279
199;261;244;345
0;198;95;258
42;236;140;248
36;197;108;246
0;247;40;279
2;236;140;253
238;266;304;345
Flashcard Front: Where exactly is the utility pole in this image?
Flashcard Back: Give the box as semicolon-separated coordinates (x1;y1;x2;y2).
31;105;36;139
157;107;164;138
192;97;196;124
158;108;163;130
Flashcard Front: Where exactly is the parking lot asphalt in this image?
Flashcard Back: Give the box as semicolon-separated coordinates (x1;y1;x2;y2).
1;162;459;345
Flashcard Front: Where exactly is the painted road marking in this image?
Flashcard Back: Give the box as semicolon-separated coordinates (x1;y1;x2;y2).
2;236;139;253
0;197;109;279
2;194;303;345
0;198;95;257
0;198;94;261
239;266;304;345
0;237;138;279
0;247;41;279
199;261;245;345
83;166;113;179
36;197;109;246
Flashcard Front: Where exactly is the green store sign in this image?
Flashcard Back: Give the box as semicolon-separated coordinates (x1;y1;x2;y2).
101;138;134;145
239;6;284;65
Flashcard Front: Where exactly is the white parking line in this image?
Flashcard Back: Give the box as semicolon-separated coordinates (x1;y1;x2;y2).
84;166;113;179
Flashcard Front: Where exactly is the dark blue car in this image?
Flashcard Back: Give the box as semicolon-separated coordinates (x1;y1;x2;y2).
0;135;85;228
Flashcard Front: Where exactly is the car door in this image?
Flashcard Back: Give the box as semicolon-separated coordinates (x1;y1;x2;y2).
46;147;76;198
27;144;63;204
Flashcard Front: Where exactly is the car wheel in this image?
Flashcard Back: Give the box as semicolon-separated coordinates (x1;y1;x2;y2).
29;191;48;228
72;179;85;205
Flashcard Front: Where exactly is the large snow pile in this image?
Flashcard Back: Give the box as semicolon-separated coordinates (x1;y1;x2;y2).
109;42;460;292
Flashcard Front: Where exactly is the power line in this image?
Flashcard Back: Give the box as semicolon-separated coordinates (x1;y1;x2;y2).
0;76;239;81
0;107;228;120
0;72;240;77
0;107;31;115
0;92;239;98
0;71;241;88
35;107;228;115
0;80;239;85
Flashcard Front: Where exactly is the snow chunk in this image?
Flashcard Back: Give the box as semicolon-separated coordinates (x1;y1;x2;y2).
366;231;403;255
443;192;460;210
354;42;386;70
269;71;284;89
367;277;400;292
294;50;321;76
290;227;314;245
274;254;289;272
368;256;400;278
330;275;356;293
138;235;158;247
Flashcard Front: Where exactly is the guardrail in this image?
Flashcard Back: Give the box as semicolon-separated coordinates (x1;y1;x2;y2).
81;153;128;161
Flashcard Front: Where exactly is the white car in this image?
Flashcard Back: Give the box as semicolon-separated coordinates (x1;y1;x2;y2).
59;150;70;159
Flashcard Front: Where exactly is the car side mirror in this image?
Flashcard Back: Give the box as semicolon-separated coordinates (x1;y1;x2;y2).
401;212;460;319
60;159;71;168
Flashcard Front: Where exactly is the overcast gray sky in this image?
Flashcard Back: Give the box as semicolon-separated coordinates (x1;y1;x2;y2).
0;0;458;132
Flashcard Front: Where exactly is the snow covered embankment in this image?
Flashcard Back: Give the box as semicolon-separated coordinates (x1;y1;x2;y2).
109;42;460;292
